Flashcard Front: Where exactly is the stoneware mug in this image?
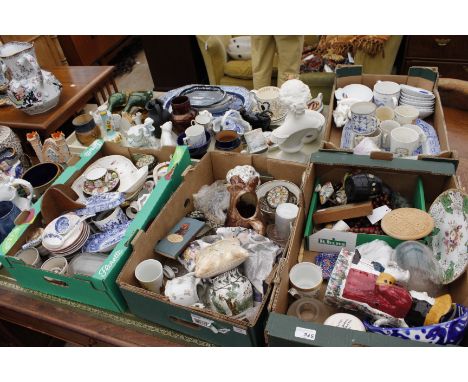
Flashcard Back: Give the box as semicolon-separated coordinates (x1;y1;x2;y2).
375;106;395;122
21;162;63;200
390;126;425;157
41;256;68;275
289;262;323;298
373;81;401;108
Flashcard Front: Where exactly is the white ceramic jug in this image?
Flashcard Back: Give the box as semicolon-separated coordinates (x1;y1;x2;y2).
0;41;62;115
0;176;33;211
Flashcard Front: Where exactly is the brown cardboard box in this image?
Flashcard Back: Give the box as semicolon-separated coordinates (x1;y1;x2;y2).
266;158;467;346
117;151;314;346
321;66;458;164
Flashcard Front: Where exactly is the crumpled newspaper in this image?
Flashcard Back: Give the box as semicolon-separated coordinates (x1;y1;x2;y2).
179;227;282;296
333;98;361;128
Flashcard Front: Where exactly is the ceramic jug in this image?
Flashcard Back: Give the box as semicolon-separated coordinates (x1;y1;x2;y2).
209;268;253;317
0;41;62;115
0;176;34;212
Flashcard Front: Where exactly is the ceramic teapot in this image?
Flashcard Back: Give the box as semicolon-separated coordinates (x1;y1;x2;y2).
0;41;62;115
209;268;253;317
0;175;33;212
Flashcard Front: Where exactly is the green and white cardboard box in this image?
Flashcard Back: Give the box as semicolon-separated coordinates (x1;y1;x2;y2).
265;152;465;347
0;140;191;313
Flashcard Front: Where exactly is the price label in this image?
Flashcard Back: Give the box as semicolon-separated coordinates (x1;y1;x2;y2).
294;327;317;342
191;314;214;328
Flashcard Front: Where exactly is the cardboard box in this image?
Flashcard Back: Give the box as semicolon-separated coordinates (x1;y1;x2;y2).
321;65;459;165
265;156;467;347
0;141;191;312
117;151;314;346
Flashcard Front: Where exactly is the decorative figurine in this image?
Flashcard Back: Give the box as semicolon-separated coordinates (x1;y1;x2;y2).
226;175;265;235
26;131;70;165
160;121;177;147
126;117;159;148
107;92;127;113
123;90;153;113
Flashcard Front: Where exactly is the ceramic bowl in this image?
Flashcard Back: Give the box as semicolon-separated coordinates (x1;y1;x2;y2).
22;162;63;199
335;84;373;102
214;130;241;151
364;304;468;345
177;131;211;159
400;84;435;99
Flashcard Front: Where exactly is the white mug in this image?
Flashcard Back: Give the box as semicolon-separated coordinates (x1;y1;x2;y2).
394;105;419;125
390;126;425;157
380;120;400;150
135;259;163;293
373;81;400;108
352;127;382;148
164;272;204;307
289;262;323;298
194;112;213;130
183;122;206;147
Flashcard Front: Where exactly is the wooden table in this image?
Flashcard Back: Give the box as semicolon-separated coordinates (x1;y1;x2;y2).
0;106;466;347
0;66;115;137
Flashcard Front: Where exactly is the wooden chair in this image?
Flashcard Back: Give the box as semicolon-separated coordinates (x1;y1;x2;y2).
92;76;119;106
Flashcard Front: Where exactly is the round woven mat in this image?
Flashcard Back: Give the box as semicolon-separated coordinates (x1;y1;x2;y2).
381;208;434;240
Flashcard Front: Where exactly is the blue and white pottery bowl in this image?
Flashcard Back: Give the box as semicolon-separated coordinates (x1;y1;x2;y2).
364;304;468;345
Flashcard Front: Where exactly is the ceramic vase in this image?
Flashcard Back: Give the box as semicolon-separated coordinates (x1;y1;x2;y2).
209;268;253;317
0;41;62;115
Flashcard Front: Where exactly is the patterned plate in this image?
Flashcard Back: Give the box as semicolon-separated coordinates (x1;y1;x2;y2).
82;221;130;253
160;84;253;117
83;170;120;196
428;189;468;284
179;85;227;108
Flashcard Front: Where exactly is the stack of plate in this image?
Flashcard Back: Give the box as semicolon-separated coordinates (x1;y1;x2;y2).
399;84;435;119
42;213;90;258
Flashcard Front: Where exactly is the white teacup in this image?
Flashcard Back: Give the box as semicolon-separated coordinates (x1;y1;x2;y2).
14;247;42;268
135;259;163;293
394;105;419;125
390;126;425;157
353;127;382;148
164;272;205;307
380;120;400;150
375;106;395;122
183;122;206;147
194;111;213;131
41;256;68;275
289;262;323;298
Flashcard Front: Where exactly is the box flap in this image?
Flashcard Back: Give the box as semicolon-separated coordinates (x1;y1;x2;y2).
311;151;457;176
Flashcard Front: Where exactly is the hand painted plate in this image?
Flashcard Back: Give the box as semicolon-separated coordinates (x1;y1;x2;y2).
179;85;227;108
160;84;252;117
428;189;468;284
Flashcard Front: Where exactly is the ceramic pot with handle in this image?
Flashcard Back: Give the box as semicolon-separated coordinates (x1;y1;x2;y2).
170;96;197;136
0;41;62;115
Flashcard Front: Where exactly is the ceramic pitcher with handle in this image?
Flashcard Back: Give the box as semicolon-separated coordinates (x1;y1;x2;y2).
0;176;34;211
0;41;62;115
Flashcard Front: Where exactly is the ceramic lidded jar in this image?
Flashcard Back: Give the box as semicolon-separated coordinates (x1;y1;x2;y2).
170;96;197;136
209;267;253;317
0;41;62;115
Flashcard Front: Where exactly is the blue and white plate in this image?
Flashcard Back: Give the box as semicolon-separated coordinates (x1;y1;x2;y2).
75;192;125;217
159;84;253;117
54;216;71;234
82;221;130;253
